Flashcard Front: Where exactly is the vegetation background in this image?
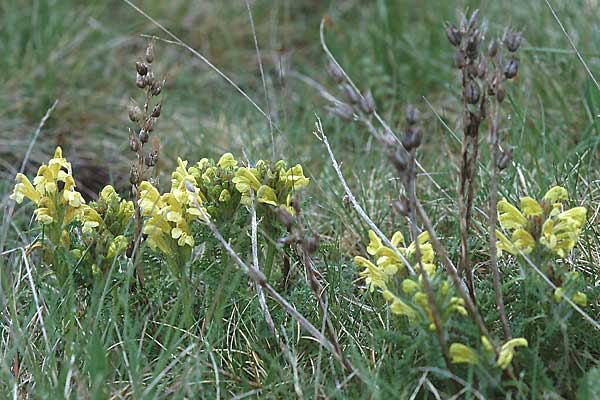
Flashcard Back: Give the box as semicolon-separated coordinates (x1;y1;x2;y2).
1;0;599;398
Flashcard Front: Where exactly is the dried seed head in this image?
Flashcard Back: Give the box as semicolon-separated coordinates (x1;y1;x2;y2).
136;62;148;76
504;30;523;52
276;208;296;230
327;60;345;83
145;42;155;63
453;49;466;69
394;195;410;216
326;102;354;122
359;89;376;114
488;74;499;96
444;23;462;47
292;193;301;215
477;58;487;79
467;9;480;30
402;126;422;150
497;148;513;170
135;74;147;88
488;38;499;57
465;79;481;104
151;103;162;118
466;33;481;58
341;83;360;104
504;57;519;79
150;79;164;96
129;131;139;152
128;103;143;122
405;104;420;125
138;129;149;144
145;117;156;132
129;165;140;185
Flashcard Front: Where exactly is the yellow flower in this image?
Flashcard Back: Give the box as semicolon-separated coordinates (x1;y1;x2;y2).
383;290;416;319
481;336;493;353
233;167;262;205
573;291;587;307
367;230;384;255
81;205;103;234
401;279;419;295
520;196;543;217
107;235;128;258
496;338;528;369
449;343;478;364
218;189;231;202
540;207;587;257
10;173;41;204
100;185;118;202
257;185;278;206
354;256;388;291
281;164;310;189
139;181;164;216
217;153;238;169
498;198;528;230
543;186;568;205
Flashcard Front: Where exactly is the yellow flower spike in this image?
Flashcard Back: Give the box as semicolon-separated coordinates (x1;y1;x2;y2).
217;152;238;169
449;343;478;364
10;173;41;204
383;290;416;319
481;336;493;353
573;291;587;307
498;199;528;230
257;185;278;206
520;196;543;217
48;146;71;174
33;165;59;194
367;230;383;255
496;338;528;369
354;256;388;291
543;186;568;205
511;229;536;254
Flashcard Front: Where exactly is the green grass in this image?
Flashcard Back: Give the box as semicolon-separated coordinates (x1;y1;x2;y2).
1;0;600;398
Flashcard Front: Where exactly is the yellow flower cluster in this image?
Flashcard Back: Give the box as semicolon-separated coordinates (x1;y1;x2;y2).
450;337;528;370
10;147;85;226
496;186;587;258
354;230;466;329
138;158;206;255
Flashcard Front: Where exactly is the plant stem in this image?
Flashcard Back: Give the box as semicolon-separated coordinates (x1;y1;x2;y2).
263;239;277;281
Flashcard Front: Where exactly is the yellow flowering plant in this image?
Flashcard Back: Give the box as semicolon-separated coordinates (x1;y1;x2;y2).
354;229;467;330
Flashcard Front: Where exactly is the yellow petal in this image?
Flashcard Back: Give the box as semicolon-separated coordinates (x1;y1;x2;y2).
520;196;543;217
449;343;478;364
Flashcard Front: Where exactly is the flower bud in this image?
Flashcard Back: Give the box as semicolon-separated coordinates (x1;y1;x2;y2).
151;103;162;118
139;129;149;143
465;80;481;104
504;57;519;79
359;89;375;114
444;23;462;47
504;31;523;52
136;61;148;76
327;60;345;83
128;103;143;122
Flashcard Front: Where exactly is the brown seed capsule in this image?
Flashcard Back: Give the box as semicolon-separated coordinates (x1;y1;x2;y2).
466;32;481;57
405;104;420;125
129;136;139;152
402;126;422;150
359;89;375;114
139;129;149;143
151;103;162;118
465;79;481;104
504;57;519;79
453;49;466;69
150;80;164;96
128;104;143;122
145;42;155;63
304;235;319;254
276;208;296;230
135;74;147;88
341;83;360;104
389;148;409;172
497;148;513;170
504;31;523;52
145;151;158;167
326;103;354;122
136;62;148;76
444;23;462;47
496;87;506;103
477;58;487;79
327;60;345;83
129;165;139;185
488;38;499;57
467;9;480;30
394;195;410;216
145;118;156;132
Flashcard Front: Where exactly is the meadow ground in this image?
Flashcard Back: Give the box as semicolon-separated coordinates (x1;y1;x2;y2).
1;0;600;398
